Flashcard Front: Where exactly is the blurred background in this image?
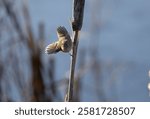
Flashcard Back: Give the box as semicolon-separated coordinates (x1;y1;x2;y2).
0;0;150;101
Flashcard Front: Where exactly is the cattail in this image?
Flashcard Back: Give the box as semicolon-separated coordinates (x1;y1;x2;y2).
45;26;72;54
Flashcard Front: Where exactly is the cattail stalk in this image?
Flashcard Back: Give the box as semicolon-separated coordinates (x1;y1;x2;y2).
66;0;85;102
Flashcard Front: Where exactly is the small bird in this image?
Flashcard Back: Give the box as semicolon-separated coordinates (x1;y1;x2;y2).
45;26;72;54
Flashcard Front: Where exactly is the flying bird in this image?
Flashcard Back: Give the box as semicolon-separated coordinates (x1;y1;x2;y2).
45;26;72;54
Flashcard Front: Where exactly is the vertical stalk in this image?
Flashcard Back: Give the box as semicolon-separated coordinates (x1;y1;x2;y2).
66;31;79;101
66;0;85;102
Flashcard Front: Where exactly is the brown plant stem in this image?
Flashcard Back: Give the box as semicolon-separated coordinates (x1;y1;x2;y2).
66;0;85;102
66;31;79;101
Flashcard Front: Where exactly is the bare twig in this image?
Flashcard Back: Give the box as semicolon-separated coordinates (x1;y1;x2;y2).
66;0;85;102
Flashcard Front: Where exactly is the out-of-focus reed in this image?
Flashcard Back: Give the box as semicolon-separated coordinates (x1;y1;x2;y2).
0;0;116;102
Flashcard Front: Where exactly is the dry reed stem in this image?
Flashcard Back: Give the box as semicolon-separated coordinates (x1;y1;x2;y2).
66;0;85;102
22;1;46;101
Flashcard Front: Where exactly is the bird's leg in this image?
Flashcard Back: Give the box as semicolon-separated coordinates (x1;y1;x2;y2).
68;49;73;57
69;52;73;57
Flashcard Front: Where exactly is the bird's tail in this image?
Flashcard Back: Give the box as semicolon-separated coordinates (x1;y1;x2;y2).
45;41;61;54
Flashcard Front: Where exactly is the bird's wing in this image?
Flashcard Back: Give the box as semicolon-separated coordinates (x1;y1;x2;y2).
45;41;61;54
57;26;68;38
